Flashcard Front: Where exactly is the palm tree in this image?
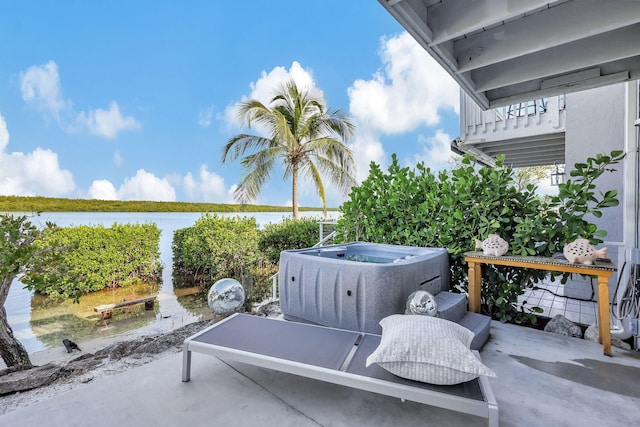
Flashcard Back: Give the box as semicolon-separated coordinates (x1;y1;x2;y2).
222;80;356;218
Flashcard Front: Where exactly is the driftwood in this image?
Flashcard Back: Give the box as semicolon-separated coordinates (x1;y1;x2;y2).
94;296;156;319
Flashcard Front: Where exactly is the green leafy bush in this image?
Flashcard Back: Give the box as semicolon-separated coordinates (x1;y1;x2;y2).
173;214;260;279
512;151;625;258
174;214;317;304
249;262;279;304
258;218;321;264
336;151;623;324
23;223;162;300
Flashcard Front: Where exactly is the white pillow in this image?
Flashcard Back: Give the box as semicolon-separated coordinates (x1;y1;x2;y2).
366;314;496;385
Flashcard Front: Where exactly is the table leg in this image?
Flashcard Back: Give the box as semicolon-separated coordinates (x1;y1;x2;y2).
597;275;612;356
468;261;482;313
182;346;192;382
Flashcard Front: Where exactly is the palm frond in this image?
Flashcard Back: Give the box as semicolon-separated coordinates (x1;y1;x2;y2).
221;134;273;164
234;147;279;201
304;160;327;212
300;153;357;195
303;138;355;168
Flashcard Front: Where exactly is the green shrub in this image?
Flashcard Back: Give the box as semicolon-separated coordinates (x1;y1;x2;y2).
172;214;280;304
258;218;321;264
336;151;623;324
249;262;279;304
172;213;261;282
23;223;162;300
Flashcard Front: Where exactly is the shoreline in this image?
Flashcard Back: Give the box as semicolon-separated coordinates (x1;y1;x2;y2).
0;318;215;415
0;316;217;415
0;302;281;415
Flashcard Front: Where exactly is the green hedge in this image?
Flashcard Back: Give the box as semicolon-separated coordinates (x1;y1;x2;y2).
173;214;260;279
173;214;324;304
258;218;321;264
172;214;274;303
23;223;162;300
336;152;623;324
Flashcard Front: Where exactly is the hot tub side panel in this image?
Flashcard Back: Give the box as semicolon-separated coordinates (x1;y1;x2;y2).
279;247;450;334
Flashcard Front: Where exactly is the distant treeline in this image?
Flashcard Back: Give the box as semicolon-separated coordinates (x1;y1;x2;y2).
0;196;335;213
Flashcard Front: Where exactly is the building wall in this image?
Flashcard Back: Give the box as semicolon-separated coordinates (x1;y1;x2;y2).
564;83;627;299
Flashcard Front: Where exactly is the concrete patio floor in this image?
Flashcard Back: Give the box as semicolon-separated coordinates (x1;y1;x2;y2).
1;319;639;427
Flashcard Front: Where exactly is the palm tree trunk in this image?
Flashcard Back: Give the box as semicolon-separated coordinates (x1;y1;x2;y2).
0;277;33;369
292;164;299;219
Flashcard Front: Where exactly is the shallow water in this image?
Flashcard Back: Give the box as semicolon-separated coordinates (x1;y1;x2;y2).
5;211;335;353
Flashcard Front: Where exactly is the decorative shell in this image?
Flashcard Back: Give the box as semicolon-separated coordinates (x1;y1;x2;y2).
563;239;608;265
475;234;509;256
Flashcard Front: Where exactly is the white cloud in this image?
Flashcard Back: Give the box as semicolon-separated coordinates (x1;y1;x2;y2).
76;101;140;139
0;149;75;197
198;105;214;128
20;61;140;139
88;179;118;200
351;130;386;182
0;113;76;197
118;169;176;201
408;129;456;172
249;61;321;105
225;61;323;130
347;32;460;182
0;114;9;151
183;165;233;202
20;60;70;122
349;33;458;134
228;184;239;202
114;149;124;166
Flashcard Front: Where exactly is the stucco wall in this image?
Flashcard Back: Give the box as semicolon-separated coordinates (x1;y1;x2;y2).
563;84;626;300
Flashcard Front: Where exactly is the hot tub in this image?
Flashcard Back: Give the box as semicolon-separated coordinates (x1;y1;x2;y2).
279;242;450;334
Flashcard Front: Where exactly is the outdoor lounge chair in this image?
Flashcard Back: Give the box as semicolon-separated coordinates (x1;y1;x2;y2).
182;313;499;427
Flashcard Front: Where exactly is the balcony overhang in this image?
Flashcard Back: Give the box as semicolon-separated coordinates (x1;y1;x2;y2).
379;0;640;110
451;133;565;168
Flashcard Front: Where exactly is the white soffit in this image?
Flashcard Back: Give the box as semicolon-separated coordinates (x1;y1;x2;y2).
379;0;640;109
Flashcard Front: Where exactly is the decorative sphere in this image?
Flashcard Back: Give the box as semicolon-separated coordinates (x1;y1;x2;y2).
207;278;245;314
405;290;438;317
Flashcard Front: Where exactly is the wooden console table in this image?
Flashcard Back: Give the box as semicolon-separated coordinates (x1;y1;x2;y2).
463;251;618;356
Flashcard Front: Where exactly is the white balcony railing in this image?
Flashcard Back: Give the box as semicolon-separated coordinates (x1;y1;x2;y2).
460;91;566;143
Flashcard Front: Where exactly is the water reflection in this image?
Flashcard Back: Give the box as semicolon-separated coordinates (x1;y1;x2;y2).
5;211;336;354
29;282;159;349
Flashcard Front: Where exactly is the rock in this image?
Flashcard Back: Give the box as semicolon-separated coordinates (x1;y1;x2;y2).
544;315;583;338
255;300;282;318
62;355;104;375
584;324;632;350
133;336;179;355
0;363;62;395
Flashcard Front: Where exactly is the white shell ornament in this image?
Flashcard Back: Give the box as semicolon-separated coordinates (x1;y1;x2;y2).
475;234;509;256
563;239;608;265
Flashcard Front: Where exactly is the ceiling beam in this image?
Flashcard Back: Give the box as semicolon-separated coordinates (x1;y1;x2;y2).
488;71;631;108
380;0;640;109
455;0;640;73
473;24;640;92
428;0;553;45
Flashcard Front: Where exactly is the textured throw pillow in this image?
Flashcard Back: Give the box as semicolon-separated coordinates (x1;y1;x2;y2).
366;314;496;385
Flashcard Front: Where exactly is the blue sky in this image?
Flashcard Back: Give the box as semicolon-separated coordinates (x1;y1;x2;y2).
0;1;464;208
